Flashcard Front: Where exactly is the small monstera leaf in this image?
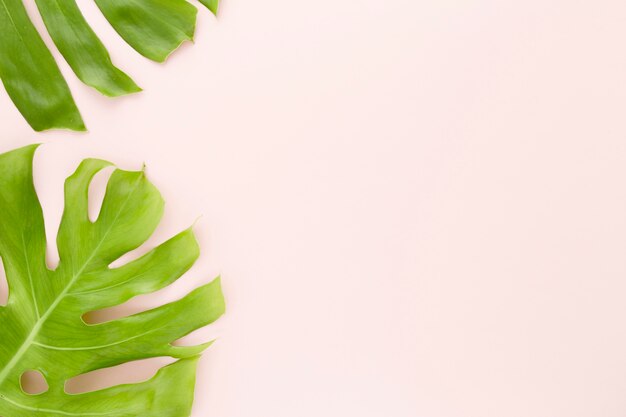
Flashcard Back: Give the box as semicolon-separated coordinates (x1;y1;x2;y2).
0;145;225;416
0;0;218;132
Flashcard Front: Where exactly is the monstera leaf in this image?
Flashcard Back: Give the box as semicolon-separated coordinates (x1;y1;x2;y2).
0;0;218;132
0;145;225;416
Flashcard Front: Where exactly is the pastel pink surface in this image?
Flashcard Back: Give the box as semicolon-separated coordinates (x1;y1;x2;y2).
2;0;626;416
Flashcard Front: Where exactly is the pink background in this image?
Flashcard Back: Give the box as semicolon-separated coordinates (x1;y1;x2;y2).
3;0;626;416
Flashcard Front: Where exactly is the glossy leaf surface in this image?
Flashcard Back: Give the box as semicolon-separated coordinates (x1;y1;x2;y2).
0;145;224;416
0;0;218;131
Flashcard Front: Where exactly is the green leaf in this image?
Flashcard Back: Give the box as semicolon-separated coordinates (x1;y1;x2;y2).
0;145;225;416
0;0;219;132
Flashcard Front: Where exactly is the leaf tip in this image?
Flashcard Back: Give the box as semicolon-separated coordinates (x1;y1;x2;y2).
191;215;204;230
209;276;226;314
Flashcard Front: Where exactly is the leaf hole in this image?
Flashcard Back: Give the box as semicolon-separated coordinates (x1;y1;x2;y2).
88;166;115;223
173;319;225;347
82;287;173;324
106;222;177;270
107;243;154;269
31;148;69;271
21;370;48;395
65;357;176;394
0;256;7;306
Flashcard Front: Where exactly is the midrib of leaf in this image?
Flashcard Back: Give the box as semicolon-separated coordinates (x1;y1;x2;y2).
0;175;142;395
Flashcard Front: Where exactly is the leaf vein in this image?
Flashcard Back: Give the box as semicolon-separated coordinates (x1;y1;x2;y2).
1;394;124;416
33;329;157;351
21;233;41;319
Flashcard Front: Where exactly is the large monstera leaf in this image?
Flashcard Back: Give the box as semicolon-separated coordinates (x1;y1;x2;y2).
0;0;218;132
0;145;225;416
